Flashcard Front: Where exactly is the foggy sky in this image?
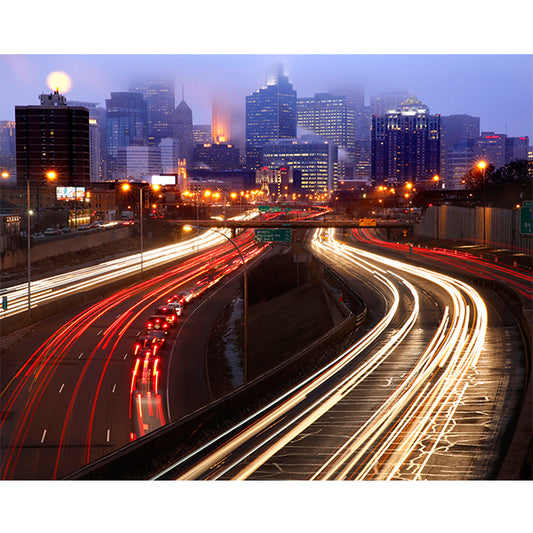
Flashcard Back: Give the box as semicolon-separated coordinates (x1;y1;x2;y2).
1;54;531;140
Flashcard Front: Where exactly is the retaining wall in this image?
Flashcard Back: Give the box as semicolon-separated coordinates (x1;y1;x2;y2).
415;206;533;253
1;226;133;271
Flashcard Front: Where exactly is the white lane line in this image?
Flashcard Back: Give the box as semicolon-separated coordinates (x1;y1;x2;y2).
78;352;84;359
97;330;103;336
106;429;111;442
112;384;117;393
123;353;128;360
59;383;65;394
41;429;47;443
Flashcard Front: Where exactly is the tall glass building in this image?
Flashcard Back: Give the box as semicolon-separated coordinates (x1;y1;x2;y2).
129;79;175;143
245;64;297;170
371;96;440;185
297;93;348;150
105;92;147;179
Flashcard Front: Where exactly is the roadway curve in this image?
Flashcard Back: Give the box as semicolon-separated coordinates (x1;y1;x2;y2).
153;228;526;480
0;229;265;479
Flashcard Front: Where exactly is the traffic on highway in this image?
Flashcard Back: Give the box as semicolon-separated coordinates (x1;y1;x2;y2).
153;227;526;480
0;208;529;481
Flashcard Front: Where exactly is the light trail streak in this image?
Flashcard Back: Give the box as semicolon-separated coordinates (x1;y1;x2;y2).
162;227;487;481
0;212;258;320
1;224;264;479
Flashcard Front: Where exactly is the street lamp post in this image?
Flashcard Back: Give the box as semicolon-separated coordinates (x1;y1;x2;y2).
24;170;57;317
122;182;160;274
183;224;248;382
477;161;487;247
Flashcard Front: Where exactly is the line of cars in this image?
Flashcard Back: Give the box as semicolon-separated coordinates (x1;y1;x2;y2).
129;292;189;440
130;292;187;397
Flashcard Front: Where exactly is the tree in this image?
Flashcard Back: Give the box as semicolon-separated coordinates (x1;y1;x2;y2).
463;159;532;207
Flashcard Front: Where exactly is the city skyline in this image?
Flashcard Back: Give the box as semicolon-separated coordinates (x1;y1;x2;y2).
1;54;532;141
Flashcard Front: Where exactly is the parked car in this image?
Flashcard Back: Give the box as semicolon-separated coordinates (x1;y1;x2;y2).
61;226;72;233
77;224;90;231
44;227;61;236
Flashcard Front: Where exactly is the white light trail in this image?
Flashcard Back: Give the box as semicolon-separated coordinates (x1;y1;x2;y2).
1;213;257;320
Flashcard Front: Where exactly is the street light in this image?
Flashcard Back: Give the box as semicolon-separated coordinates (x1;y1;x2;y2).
121;182;161;274
477;161;487;246
183;224;248;382
12;170;57;317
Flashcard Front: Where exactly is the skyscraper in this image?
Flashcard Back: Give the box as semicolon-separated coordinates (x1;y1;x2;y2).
440;114;480;186
173;96;194;169
371;96;440;184
0;121;16;177
262;135;337;193
297;93;348;150
245;64;297;170
130;79;175;143
15;90;90;188
105;92;147;179
68;101;103;182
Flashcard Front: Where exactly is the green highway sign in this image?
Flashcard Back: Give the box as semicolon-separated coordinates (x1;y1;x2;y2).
254;228;292;242
520;206;533;235
258;205;292;213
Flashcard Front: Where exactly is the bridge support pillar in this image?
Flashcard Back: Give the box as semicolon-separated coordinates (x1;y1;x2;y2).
231;227;237;239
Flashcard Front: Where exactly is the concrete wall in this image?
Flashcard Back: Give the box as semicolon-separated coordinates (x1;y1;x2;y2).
415;206;533;254
1;226;133;271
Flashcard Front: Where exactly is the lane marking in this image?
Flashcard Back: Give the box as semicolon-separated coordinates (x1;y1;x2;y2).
78;352;84;359
41;429;47;443
123;353;128;360
106;429;111;443
97;330;103;336
112;384;117;393
59;384;65;394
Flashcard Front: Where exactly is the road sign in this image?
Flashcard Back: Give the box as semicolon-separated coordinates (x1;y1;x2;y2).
258;205;292;213
359;218;377;227
520;206;533;235
2;296;7;311
523;201;533;207
254;228;292;242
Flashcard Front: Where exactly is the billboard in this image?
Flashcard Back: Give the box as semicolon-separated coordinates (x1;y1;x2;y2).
151;175;176;186
56;187;86;201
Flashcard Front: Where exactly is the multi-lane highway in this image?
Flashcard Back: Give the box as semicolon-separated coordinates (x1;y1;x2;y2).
0;227;266;479
152;228;527;480
1;216;529;481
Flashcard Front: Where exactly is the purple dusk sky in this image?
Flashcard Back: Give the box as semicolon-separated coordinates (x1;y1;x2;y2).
1;4;532;142
1;54;531;140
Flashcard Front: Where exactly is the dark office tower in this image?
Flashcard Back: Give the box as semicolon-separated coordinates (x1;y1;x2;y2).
245;64;297;170
193;142;240;170
505;136;529;163
173;98;194;169
105;92;147;179
130;79;175;143
15;90;90;188
371;96;440;185
440;114;480;185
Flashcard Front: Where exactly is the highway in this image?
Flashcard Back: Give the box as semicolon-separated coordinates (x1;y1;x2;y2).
0;228;266;479
0;212;258;321
1;216;528;480
153;228;527;480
